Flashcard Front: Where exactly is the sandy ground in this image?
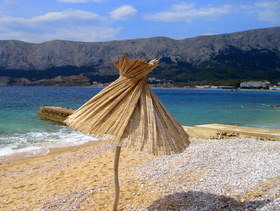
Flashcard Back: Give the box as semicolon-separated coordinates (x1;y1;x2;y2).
0;140;157;210
0;138;280;210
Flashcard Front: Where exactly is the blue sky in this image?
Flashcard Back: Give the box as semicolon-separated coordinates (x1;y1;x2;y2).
0;0;279;43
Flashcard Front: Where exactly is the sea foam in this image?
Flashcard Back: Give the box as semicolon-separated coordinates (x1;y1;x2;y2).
0;126;97;157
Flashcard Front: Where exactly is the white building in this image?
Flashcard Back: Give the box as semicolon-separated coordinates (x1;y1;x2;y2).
195;85;219;89
194;85;205;89
269;85;280;91
240;81;270;88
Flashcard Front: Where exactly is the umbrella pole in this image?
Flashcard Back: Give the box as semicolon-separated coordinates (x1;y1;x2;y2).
112;145;121;211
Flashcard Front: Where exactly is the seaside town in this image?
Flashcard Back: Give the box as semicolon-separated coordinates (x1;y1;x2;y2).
91;78;280;90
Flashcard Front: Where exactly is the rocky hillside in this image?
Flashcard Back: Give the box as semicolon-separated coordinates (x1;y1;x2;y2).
0;27;280;86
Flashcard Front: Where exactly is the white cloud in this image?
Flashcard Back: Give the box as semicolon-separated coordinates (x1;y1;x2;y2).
144;3;232;22
0;9;103;24
33;9;103;22
0;10;120;42
254;1;280;23
0;26;120;42
57;0;104;3
110;5;137;20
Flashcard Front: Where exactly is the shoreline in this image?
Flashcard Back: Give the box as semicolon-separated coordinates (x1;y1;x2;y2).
2;85;280;92
2;123;280;165
0;139;101;164
154;87;280;92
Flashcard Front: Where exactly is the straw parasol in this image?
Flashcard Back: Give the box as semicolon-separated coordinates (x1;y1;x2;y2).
64;54;190;210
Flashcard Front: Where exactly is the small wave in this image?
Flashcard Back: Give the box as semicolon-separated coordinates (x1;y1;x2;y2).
0;126;97;157
244;122;280;130
0;146;48;157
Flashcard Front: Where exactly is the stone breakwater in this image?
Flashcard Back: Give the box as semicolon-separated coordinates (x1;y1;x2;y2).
38;106;75;124
0;137;279;210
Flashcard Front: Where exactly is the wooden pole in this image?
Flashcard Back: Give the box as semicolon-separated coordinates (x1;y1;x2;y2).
112;146;121;211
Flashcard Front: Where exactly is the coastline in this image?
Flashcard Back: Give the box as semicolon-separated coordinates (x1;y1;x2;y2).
153;87;280;92
0;140;99;164
2;85;280;92
2;123;280;164
2;88;280;165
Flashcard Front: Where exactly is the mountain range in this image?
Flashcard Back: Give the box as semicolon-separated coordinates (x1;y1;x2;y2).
0;27;280;86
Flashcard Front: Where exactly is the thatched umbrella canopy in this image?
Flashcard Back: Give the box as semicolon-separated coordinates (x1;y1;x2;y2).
65;54;190;210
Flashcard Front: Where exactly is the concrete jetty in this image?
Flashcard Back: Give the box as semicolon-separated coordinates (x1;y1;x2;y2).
38;106;280;141
38;106;75;125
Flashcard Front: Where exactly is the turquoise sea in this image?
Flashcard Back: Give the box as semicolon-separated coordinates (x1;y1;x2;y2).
1;86;280;157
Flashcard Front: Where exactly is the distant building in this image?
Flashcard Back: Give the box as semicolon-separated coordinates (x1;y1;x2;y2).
240;81;270;88
269;85;280;91
194;85;205;89
147;77;165;83
219;86;235;89
195;85;219;89
91;81;104;88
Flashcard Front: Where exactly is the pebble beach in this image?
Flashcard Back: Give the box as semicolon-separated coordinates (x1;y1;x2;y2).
0;137;280;210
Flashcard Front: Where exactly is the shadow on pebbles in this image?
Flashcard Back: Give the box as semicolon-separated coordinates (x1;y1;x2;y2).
147;191;272;210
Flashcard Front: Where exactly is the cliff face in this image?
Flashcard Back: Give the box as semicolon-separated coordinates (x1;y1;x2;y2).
1;27;280;86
